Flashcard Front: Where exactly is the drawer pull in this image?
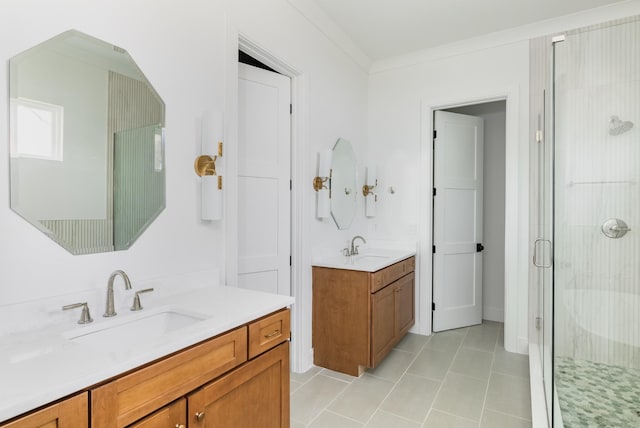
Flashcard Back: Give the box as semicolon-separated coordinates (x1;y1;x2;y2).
195;411;205;421
264;329;281;339
176;425;185;428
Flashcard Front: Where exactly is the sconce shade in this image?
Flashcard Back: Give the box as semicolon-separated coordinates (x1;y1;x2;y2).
199;110;224;221
202;175;222;220
315;150;332;219
366;165;377;186
364;165;377;218
202;111;224;155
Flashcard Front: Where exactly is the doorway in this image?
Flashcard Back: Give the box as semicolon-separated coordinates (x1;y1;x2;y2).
432;100;506;332
237;52;291;296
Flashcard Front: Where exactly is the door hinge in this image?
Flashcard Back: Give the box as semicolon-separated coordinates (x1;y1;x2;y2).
290;104;293;114
535;130;543;143
289;255;292;266
290;180;292;190
535;317;542;330
432;245;436;254
432;302;436;311
433;130;437;139
433;188;436;197
476;243;485;252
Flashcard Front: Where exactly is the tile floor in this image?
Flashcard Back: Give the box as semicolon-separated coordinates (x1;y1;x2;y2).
290;321;531;427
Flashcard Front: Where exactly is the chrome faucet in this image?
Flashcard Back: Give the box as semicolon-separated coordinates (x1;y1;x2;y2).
104;270;132;317
350;235;366;256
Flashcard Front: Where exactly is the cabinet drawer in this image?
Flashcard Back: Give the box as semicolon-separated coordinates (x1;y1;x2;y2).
91;327;247;428
370;260;406;293
249;308;290;359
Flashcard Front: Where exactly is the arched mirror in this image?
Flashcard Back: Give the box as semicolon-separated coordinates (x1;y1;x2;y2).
330;138;356;229
9;30;166;255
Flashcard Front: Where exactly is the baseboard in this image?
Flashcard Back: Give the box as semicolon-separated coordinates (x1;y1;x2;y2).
483;305;504;322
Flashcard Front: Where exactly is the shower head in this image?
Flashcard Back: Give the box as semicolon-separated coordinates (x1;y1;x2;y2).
609;115;634;136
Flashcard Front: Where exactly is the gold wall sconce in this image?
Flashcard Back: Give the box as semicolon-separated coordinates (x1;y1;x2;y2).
196;111;224;220
362;166;377;217
314;149;332;219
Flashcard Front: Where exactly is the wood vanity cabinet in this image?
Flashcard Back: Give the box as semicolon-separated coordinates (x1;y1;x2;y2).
90;307;290;428
0;393;88;428
313;256;415;376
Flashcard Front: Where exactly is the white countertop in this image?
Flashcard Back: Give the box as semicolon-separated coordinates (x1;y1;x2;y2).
312;248;416;272
0;286;294;423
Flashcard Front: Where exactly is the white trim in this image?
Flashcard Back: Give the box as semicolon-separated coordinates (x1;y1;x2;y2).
420;88;526;354
285;0;372;72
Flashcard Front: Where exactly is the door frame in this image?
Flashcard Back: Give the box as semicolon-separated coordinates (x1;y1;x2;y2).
419;87;527;354
225;25;306;371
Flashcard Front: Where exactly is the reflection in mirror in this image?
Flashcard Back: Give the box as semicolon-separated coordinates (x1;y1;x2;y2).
330;138;357;229
9;30;165;255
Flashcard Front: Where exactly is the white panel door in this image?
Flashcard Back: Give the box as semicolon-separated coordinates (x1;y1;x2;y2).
433;110;484;332
238;63;291;296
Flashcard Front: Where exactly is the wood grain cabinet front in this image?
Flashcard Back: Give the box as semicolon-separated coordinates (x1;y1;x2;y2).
3;309;291;428
91;327;248;428
313;256;415;376
187;341;290;428
0;393;88;428
127;398;186;428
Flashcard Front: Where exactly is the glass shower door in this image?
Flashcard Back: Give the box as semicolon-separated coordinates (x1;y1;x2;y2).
552;18;640;427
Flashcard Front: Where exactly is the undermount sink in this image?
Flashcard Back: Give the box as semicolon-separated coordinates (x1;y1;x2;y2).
312;248;416;272
63;307;207;351
352;255;390;263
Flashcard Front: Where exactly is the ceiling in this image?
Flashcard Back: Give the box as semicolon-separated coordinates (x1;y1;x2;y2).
309;0;626;60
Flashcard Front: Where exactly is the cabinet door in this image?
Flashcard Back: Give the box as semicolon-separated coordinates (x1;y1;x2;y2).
1;393;87;428
188;341;289;428
128;398;186;428
371;284;396;367
395;272;415;337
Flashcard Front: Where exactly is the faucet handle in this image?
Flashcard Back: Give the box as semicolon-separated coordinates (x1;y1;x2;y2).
131;288;154;311
62;302;93;324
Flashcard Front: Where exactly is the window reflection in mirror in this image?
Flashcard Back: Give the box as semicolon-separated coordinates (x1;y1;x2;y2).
8;30;165;255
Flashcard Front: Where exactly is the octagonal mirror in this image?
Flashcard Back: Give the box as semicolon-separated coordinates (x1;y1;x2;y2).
9;30;166;255
330;138;357;229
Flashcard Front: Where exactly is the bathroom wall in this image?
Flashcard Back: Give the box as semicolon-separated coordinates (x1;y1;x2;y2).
366;1;640;354
0;0;368;370
367;41;530;352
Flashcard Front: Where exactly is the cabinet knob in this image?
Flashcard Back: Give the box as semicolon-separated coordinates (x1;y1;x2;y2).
176;425;185;428
195;411;205;421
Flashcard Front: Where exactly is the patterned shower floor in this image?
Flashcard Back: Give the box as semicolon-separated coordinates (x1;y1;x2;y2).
555;357;640;427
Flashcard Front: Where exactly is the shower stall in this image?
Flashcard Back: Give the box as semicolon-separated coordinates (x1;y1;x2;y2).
532;16;640;427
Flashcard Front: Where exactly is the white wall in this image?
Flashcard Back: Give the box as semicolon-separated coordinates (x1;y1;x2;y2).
368;41;530;353
0;0;368;373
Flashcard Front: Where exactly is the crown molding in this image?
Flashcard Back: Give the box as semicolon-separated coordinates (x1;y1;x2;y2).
286;0;372;72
